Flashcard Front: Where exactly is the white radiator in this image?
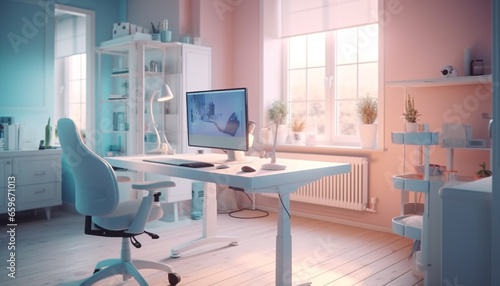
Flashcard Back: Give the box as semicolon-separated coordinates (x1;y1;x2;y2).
271;152;369;211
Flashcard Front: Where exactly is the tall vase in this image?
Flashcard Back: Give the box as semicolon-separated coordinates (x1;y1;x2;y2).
45;117;52;148
359;124;377;149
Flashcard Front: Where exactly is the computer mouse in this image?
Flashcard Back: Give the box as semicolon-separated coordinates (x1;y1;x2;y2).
216;164;230;169
241;165;256;172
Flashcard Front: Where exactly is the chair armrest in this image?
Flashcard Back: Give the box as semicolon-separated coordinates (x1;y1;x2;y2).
126;180;176;234
132;180;176;191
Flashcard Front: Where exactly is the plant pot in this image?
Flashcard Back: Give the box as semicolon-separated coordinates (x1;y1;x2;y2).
291;132;305;145
151;33;161;41
406;122;418;132
160;30;171;42
273;124;289;145
359;124;377;149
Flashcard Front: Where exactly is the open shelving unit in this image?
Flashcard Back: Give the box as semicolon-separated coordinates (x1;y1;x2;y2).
391;131;443;286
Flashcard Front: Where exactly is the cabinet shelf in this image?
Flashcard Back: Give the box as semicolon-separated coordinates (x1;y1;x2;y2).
391;174;444;193
386;75;491;88
392;215;422;240
391;132;439;145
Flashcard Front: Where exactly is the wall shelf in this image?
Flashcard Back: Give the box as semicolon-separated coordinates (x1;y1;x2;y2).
386;75;491;88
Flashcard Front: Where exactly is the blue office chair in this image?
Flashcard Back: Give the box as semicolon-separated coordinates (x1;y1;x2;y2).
57;118;180;286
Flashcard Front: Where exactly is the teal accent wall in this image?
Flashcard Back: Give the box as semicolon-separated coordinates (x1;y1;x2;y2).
0;0;125;205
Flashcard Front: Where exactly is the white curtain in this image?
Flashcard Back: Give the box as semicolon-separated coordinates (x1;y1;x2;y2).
281;0;378;37
55;14;86;58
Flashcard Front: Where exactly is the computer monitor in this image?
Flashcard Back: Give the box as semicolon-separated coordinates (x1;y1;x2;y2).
186;88;249;161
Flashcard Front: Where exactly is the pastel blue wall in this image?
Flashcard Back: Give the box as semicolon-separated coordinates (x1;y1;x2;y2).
0;0;125;204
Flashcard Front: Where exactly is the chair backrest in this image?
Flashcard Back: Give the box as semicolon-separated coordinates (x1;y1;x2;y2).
57;118;119;216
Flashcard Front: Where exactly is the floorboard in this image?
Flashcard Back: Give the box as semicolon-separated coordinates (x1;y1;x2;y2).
0;209;423;286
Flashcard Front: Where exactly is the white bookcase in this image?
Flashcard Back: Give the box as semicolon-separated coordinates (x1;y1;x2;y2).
96;40;211;214
96;41;211;157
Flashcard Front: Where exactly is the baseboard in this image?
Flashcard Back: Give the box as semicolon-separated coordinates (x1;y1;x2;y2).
256;205;393;234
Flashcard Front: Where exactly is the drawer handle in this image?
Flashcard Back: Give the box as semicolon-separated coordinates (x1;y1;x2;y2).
34;188;46;193
34;171;46;176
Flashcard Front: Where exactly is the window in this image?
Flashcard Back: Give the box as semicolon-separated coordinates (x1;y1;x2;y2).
67;53;87;131
286;23;379;146
53;5;94;144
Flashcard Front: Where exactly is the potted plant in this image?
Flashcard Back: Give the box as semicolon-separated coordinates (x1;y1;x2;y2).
475;162;492;180
403;94;421;132
150;22;161;41
357;96;378;148
291;118;305;145
269;100;288;145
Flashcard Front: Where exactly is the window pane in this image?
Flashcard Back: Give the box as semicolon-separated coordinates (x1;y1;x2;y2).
68;81;81;103
359;24;378;63
80;54;87;79
290;69;307;102
289;36;306;69
336;65;357;99
336;27;357;65
337;100;358;136
308;102;325;139
359;63;378;98
307;33;325;67
307;67;325;100
290;102;307;124
69;55;81;80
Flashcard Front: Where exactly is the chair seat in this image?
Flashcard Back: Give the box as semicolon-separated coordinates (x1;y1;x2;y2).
93;200;163;231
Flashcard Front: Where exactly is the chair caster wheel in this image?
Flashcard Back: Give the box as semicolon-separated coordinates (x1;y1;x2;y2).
168;272;181;285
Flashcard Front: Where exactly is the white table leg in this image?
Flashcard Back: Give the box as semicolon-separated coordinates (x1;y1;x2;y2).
276;193;292;286
171;182;238;258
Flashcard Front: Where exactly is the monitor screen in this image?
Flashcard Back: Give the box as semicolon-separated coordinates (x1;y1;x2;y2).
186;88;248;152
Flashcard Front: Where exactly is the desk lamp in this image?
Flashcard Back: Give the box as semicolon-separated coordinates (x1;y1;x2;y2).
148;84;174;154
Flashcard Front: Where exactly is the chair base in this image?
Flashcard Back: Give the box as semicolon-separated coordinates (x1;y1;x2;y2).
79;259;180;286
79;236;180;286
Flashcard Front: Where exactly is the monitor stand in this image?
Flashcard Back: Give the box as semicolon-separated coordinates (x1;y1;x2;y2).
226;150;245;162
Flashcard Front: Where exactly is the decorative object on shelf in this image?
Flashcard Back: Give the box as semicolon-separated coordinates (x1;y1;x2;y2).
45;117;52;148
150;22;160;41
464;48;471;76
471;59;484;75
159;19;171;42
262;100;288;170
357;96;378;148
440;65;458;78
475;162;492;179
403;94;421;132
148;84;175;154
291;118;305;145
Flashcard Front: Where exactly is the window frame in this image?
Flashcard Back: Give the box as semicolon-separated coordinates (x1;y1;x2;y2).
283;22;384;150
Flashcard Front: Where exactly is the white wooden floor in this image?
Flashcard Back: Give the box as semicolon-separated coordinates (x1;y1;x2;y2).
0;209;423;286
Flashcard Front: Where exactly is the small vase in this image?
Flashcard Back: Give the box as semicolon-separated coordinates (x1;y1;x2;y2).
359;124;377;149
151;33;161;41
406;122;418;133
273;124;288;145
160;30;171;42
291;132;305;145
45;117;52;147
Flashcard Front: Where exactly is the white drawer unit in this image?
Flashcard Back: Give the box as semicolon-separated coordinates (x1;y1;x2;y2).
0;149;62;219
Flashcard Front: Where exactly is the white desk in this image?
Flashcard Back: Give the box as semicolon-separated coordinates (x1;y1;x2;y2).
106;153;350;286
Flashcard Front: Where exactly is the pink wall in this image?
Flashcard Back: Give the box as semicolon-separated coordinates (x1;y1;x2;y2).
198;0;234;89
